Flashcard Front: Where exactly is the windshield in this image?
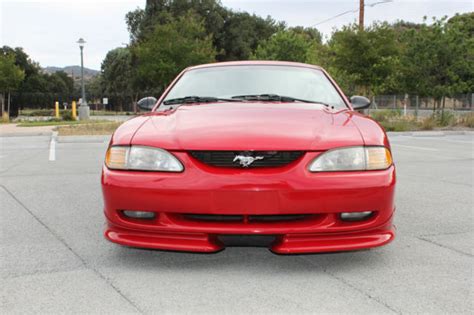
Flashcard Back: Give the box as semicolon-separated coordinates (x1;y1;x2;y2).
161;65;347;109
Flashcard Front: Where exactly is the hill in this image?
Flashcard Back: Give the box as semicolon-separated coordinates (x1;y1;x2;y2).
43;65;99;78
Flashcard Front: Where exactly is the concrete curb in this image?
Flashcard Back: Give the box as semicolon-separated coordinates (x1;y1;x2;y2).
57;135;111;143
387;130;474;137
0;131;53;137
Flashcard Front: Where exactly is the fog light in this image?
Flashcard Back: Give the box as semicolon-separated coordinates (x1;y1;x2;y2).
122;210;156;219
340;211;373;222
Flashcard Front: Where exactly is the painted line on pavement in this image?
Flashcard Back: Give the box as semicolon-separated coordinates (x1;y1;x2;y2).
49;131;58;161
392;144;438;151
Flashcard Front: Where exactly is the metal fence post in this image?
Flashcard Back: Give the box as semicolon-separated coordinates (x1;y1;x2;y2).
415;95;419;118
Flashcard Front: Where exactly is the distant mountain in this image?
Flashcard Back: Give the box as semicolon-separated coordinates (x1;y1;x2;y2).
42;65;99;78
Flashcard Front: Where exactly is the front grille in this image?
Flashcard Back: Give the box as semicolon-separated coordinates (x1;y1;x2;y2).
182;214;314;223
189;151;304;168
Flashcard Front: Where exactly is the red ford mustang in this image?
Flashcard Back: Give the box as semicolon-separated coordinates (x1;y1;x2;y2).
102;61;395;254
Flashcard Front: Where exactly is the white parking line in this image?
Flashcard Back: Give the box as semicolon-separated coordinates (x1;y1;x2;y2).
49;132;57;161
392;144;439;151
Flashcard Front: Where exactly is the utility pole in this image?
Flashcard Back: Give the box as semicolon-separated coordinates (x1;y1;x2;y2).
359;0;365;31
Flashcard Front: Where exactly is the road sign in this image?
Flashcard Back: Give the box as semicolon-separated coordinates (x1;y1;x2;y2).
103;98;108;105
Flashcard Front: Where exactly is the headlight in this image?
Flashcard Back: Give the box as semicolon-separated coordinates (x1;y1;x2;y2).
105;146;183;172
308;146;392;172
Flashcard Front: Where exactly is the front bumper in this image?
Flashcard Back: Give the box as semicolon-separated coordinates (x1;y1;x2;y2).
102;152;396;254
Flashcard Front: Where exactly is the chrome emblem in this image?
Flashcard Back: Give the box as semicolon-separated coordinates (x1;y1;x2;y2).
233;154;264;167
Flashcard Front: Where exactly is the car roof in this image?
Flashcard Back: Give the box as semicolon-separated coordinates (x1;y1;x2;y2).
186;60;323;71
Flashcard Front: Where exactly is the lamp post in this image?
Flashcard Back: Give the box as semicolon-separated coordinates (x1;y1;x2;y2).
77;38;90;120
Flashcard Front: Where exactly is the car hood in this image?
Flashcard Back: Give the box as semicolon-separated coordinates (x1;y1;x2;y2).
131;103;364;151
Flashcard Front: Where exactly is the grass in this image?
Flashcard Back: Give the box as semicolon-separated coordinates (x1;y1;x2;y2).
369;110;474;132
19;109;133;116
56;121;122;136
17;120;84;127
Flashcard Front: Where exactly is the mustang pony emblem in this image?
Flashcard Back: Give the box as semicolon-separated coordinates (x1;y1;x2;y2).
233;155;265;167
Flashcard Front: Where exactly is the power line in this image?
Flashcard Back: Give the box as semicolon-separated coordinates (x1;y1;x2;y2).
311;0;393;27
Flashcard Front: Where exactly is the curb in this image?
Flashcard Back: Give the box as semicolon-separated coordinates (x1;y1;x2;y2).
57;135;111;143
388;130;474;137
0;131;53;137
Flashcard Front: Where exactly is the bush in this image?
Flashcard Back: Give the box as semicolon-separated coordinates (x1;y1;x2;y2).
1;112;10;123
420;116;436;130
378;119;417;132
369;109;401;123
437;111;455;126
61;110;74;121
20;109;54;116
458;112;474;128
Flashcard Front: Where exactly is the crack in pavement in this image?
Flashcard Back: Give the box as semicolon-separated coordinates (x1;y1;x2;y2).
417;236;473;258
419;231;472;238
0;184;144;314
300;256;401;314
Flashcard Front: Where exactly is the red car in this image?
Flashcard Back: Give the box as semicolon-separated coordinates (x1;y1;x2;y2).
102;61;395;254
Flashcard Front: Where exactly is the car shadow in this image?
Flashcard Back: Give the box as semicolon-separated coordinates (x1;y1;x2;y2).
105;244;388;274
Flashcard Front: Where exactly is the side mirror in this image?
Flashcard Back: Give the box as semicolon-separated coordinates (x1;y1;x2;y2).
350;96;371;110
137;97;157;111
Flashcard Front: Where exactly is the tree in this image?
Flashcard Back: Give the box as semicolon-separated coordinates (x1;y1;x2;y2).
127;0;282;61
0;54;25;117
133;13;217;92
101;47;138;111
399;15;474;103
217;12;283;61
252;30;319;63
328;23;401;95
288;26;322;44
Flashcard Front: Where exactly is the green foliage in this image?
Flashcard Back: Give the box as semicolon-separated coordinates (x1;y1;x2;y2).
61;110;74;121
378;119;418;132
217;12;283;61
437;111;456;126
101;48;135;96
399;15;474;99
369;109;401;123
252;30;319;63
0;53;25;93
133;12;217;91
129;1;282;61
328;23;401;95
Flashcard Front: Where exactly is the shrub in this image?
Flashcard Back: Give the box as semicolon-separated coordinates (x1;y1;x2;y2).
437;111;455;127
420;116;436;130
458;112;474;128
370;109;401;123
1;112;10;123
61;110;74;121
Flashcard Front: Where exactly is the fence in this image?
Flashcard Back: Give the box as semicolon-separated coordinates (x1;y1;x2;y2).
8;92;157;116
372;94;473;110
6;92;474;117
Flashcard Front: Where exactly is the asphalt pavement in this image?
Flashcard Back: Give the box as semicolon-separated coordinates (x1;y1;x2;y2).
1;132;473;314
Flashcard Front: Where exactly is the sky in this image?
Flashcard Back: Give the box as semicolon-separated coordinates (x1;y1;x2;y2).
1;0;472;70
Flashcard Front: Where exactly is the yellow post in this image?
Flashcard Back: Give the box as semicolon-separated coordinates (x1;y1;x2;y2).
72;101;77;120
55;101;60;119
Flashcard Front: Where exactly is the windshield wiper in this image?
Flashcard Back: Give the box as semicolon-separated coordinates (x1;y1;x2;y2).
231;94;333;108
163;96;242;106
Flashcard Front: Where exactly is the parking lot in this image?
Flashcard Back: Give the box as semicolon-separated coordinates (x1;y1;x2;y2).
1;132;472;314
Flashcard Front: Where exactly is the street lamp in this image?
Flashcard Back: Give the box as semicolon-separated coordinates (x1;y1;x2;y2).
77;38;90;120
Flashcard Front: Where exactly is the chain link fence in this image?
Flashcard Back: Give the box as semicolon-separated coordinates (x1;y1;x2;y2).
369;94;473;118
6;92;474;118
